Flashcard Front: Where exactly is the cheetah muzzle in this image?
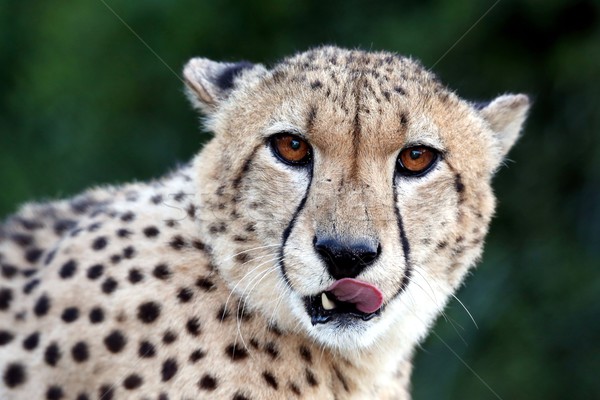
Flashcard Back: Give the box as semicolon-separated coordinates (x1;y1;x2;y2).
0;46;529;400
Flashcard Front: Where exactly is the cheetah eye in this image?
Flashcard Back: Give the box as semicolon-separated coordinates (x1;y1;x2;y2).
396;146;439;176
270;133;312;166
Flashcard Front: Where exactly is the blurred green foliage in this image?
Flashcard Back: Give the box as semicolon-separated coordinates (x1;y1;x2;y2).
1;0;598;398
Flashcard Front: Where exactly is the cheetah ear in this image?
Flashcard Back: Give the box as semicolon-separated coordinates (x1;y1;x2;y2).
183;58;266;114
479;94;530;159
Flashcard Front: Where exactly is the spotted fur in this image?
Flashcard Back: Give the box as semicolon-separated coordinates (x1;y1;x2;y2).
0;46;529;399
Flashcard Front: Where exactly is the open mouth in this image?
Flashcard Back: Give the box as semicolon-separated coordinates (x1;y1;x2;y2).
304;278;384;325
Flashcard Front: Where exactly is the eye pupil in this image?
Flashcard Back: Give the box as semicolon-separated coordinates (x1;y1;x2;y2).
409;150;422;160
290;140;301;150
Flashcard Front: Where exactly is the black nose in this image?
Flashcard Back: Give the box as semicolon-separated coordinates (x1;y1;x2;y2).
314;236;381;280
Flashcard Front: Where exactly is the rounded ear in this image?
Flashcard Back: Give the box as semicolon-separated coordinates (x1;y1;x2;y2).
183;58;266;115
478;94;530;160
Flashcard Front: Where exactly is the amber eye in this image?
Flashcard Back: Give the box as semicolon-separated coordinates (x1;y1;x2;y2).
396;146;438;176
270;133;312;166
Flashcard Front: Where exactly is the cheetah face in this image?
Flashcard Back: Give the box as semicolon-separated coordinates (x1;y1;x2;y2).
185;47;529;352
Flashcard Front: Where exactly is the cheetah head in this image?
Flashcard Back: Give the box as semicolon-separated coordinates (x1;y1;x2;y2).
184;47;529;353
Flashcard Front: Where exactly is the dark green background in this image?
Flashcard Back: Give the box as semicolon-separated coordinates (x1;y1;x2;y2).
1;0;598;398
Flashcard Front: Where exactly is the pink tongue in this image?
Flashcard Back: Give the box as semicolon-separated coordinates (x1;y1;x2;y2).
327;278;384;314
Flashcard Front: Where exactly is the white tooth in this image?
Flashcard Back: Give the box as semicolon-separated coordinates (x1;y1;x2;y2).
321;293;336;310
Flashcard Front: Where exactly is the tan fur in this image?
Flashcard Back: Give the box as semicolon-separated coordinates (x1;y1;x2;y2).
0;46;528;399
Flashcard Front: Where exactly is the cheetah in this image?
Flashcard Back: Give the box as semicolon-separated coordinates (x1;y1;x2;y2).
0;46;529;399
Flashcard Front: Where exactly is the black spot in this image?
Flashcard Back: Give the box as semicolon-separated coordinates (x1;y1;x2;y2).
11;233;33;247
400;113;408;125
394;86;406;95
61;307;79;323
158;393;169;400
122;246;135;259
161;358;178;382
120;211;135;222
235;253;249;263
23;278;40;294
177;287;193;303
143;226;160;238
101;277;118;294
186;204;196;219
289;382;301;395
71;341;89;362
89;307;104;323
104;330;127;353
310;80;322;89
305;368;318;386
98;385;114;400
267;323;282;336
239;307;253;322
189;348;206;363
44;342;61;366
196;277;215;291
0;287;13;310
225;344;249;361
23;332;40;350
92;236;108;251
1;264;18;279
46;385;64;400
138;341;156;358
44;249;57;265
25;248;43;263
0;330;14;345
123;374;143;390
153;264;171;280
265;342;279;359
217;305;230;321
59;260;77;279
198;374;218;391
137;301;161;323
150;194;163;204
215;61;254;91
54;219;77;235
75;393;90;400
192;240;207;251
22;269;36;277
186;317;201;336
173;191;186;202
128;268;143;284
20;218;43;230
169;235;186;250
333;365;350;392
87;264;104;280
117;228;132;238
87;222;102;232
70;196;96;214
162;331;177;344
233;393;251;400
34;294;51;317
455;173;465;196
69;228;84;237
3;363;26;387
262;371;278;390
110;254;122;264
299;345;312;364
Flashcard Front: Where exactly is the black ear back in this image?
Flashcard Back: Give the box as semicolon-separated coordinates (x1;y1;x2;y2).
183;58;265;114
215;61;255;91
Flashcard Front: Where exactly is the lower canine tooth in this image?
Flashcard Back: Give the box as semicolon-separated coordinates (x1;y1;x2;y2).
321;293;336;310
